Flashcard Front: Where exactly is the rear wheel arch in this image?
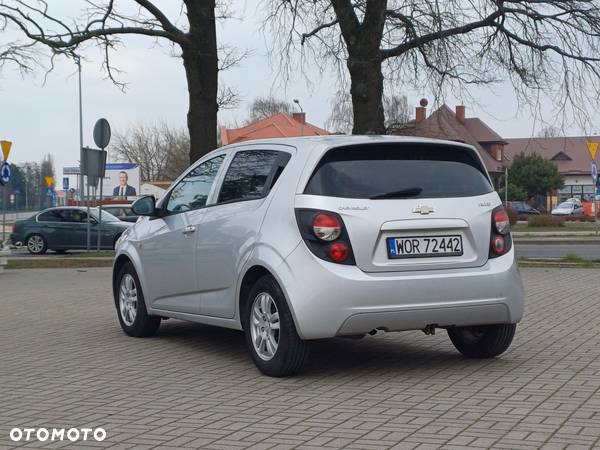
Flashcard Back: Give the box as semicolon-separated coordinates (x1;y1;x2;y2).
238;265;300;332
239;266;272;329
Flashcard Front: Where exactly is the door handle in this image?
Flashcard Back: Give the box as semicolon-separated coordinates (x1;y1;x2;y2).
182;225;196;235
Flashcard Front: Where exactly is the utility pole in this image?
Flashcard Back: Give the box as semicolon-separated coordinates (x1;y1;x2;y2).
505;166;508;205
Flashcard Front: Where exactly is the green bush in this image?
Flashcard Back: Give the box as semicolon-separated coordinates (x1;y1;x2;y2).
527;215;565;227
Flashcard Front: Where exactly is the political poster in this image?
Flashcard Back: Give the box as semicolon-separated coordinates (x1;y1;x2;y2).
102;163;140;199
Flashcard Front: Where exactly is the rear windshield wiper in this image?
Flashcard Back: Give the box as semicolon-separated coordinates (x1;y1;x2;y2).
369;187;423;200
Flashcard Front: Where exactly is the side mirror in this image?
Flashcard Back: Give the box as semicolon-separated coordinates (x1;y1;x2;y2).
132;195;158;217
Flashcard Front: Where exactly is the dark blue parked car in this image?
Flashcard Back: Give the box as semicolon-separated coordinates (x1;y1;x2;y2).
11;207;131;254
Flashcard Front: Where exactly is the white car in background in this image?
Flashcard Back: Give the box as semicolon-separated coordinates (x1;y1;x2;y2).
551;201;584;216
112;136;524;376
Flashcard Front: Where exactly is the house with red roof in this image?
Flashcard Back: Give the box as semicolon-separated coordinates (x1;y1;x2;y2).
220;112;329;146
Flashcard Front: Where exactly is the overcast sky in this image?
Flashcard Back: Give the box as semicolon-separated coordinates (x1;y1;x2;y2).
1;1;597;175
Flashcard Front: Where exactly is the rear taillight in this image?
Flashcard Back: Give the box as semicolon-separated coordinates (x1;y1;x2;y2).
312;213;342;241
489;205;512;258
11;223;17;233
493;209;510;235
296;209;355;265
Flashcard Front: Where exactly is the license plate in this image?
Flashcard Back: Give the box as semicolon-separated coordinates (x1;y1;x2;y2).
386;235;463;259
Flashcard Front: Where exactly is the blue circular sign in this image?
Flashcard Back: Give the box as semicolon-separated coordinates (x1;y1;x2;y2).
0;162;10;186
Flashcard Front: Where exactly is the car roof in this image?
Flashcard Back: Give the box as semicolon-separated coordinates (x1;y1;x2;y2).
220;134;478;153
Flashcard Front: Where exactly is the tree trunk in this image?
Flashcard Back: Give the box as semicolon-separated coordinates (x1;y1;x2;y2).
182;0;218;164
348;54;386;134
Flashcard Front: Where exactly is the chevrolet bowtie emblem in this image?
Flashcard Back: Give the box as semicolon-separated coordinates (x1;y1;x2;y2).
413;205;434;215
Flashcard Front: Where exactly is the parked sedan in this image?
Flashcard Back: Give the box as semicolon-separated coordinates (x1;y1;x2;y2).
103;204;139;223
11;207;131;254
551;201;585;216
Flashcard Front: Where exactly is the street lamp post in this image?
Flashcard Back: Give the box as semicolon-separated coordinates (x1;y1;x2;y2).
76;55;84;207
293;99;304;137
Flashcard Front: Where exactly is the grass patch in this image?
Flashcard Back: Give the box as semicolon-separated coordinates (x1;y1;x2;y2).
6;259;113;270
64;251;115;258
518;257;600;269
563;253;584;262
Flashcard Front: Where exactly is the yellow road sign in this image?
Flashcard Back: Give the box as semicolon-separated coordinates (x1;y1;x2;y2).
587;141;598;160
45;176;54;188
0;140;12;161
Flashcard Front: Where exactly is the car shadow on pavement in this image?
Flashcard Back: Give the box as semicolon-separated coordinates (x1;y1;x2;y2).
154;320;472;377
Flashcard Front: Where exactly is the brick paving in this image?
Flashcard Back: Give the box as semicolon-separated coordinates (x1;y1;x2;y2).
1;267;599;449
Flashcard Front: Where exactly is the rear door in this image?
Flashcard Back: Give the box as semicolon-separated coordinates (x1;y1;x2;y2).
195;148;292;318
296;142;498;272
35;209;67;248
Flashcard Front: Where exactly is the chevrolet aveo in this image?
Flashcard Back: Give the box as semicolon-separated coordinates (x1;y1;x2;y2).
112;136;524;377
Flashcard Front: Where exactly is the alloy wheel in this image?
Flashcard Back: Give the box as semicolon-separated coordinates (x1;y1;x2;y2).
250;292;280;361
119;274;138;326
27;235;44;254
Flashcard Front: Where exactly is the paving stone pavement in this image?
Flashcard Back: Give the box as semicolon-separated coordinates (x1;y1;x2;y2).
1;267;599;450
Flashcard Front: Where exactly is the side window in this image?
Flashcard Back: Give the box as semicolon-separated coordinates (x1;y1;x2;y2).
37;210;64;222
166;155;225;214
217;150;289;204
63;209;88;223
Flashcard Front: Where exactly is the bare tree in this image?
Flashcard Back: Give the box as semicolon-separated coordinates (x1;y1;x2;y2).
265;1;600;134
0;1;244;163
537;126;561;138
111;122;190;181
246;96;294;123
326;90;410;133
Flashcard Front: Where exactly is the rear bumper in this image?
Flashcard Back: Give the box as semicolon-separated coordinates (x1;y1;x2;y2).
9;233;23;245
277;243;524;339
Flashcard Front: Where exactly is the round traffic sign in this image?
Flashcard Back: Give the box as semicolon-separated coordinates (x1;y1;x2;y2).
0;161;10;185
93;118;111;149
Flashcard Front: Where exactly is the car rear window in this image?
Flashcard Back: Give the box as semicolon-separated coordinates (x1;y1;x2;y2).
304;144;493;199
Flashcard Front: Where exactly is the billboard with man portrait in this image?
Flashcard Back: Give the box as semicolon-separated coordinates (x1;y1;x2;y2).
102;163;140;199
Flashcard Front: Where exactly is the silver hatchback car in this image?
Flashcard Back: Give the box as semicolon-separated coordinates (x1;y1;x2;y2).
113;136;524;376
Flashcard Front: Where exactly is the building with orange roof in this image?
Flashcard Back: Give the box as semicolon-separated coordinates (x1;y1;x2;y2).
220;112;329;146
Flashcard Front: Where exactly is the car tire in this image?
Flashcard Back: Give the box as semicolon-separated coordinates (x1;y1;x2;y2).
448;323;516;358
114;262;161;338
243;275;309;377
26;234;47;255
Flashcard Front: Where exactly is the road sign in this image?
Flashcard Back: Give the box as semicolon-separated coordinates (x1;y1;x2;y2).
63;166;81;175
587;141;599;160
0;162;10;185
69;188;76;194
592;162;598;185
0;140;12;161
62;177;69;190
93;118;111;149
44;176;54;188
